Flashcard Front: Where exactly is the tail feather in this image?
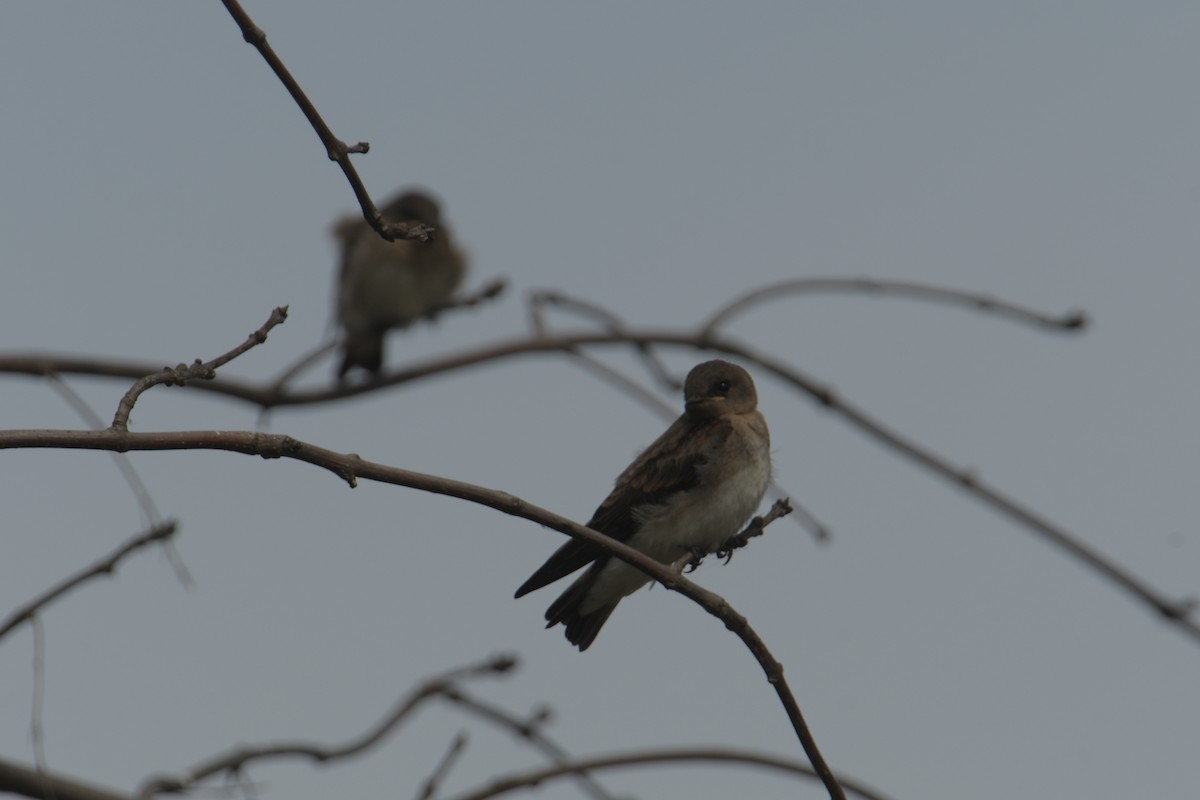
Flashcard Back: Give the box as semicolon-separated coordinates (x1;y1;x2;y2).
338;330;386;378
543;566;619;651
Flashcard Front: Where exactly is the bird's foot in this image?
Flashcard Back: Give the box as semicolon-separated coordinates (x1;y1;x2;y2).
682;545;707;573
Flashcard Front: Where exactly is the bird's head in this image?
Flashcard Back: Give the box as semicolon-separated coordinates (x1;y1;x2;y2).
381;190;442;226
682;360;758;418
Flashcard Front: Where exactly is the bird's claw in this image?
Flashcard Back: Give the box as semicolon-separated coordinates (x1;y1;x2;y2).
683;545;707;572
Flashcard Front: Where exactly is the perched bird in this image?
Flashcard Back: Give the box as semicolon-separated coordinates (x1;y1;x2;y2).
515;360;772;651
333;189;468;378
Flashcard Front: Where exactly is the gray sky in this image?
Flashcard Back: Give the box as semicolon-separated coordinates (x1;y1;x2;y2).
2;3;1198;799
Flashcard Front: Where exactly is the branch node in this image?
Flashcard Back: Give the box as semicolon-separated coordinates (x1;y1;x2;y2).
1161;596;1198;620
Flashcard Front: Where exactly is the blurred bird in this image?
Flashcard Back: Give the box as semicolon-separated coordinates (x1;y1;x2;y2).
333;189;468;378
515;360;772;650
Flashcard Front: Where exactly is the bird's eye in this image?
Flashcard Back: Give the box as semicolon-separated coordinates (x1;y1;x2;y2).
713;379;732;395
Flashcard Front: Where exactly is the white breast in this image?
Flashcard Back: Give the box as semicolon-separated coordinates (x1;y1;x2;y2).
579;414;771;615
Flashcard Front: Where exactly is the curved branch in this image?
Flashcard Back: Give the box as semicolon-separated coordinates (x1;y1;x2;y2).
2;324;1197;646
702;276;1088;335
217;0;432;244
438;747;895;800
136;654;517;799
440;690;616;800
0;522;179;642
111;306;287;430
529;290;680;390
0;427;843;800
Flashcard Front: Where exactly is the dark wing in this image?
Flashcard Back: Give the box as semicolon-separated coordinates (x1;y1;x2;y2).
514;415;728;597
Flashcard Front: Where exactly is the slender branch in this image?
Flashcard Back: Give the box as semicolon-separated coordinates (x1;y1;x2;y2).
49;376;163;524
440;690;616;800
261;279;508;398
136;654;517;799
701;276;1088;335
47;377;193;587
529;289;681;391
0;522;179;642
435;278;508;315
111;306;288;431
0;757;131;800
415;733;468;800
29;617;49;798
438;747;896;800
718;497;795;561
0;427;843;799
217;0;431;243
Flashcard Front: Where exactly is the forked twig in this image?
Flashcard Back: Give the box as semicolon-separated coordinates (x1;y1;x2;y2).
111;306;287;431
136;654;517;799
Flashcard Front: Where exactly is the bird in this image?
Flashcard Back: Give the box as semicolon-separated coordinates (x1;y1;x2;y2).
333;189;468;378
515;360;772;651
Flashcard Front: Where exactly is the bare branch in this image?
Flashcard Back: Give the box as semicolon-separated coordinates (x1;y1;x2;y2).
440;690;616;800
136;654;517;799
111;306;288;431
676;498;793;573
701;276;1089;335
217;0;431;243
438;747;896;800
49;377;163;524
29;617;48;796
529;289;680;391
0;522;179;642
2;323;1196;648
261;280;507;398
0;756;132;800
437;278;509;315
47;377;193;587
0;427;844;800
718;497;795;561
415;733;469;800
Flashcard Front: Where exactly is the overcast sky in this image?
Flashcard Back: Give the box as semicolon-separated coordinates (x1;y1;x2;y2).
2;4;1199;800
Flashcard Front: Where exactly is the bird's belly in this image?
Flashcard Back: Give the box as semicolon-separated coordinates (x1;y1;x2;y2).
579;465;769;615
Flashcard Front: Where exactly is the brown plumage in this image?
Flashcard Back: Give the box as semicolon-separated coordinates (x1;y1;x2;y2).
333;190;467;378
515;360;771;650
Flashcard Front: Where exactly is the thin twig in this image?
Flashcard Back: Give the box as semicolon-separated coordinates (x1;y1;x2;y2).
530;290;681;391
49;376;162;524
264;279;508;398
30;616;51;800
217;0;431;243
701;276;1088;335
415;733;468;800
136;654;517;799
111;306;287;431
719;497;795;561
47;377;192;587
437;747;895;800
440;691;616;800
675;498;793;572
0;522;179;642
